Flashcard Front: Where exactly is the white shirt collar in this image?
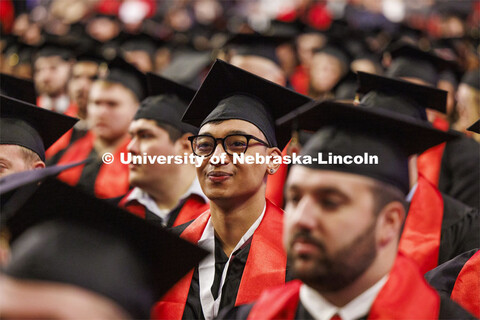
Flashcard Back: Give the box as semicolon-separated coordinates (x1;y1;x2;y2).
197;204;266;320
40;94;70;113
405;182;418;202
299;275;388;320
126;177;208;225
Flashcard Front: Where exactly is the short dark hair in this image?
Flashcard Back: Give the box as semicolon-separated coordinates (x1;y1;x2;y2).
155;121;183;143
19;146;42;166
369;180;406;217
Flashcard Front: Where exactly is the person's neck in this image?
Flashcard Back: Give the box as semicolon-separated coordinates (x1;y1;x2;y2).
93;133;129;155
210;190;266;257
147;166;197;211
316;248;395;308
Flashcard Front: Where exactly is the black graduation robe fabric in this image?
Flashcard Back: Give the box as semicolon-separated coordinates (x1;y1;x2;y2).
425;248;479;298
439;137;480;209
152;202;288;320
435;193;480;265
52;131;130;199
111;192;208;228
170;221;291;320
218;298;476;320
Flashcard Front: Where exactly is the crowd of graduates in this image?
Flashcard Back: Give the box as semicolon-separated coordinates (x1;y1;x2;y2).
0;0;479;319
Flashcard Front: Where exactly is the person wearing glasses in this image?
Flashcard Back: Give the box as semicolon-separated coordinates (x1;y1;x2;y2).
152;60;311;320
115;73;209;228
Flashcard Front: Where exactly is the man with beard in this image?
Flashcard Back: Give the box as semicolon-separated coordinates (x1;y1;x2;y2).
219;100;473;319
33;38;76;116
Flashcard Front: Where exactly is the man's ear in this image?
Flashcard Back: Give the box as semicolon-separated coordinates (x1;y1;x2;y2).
266;147;282;175
376;201;405;248
32;161;46;170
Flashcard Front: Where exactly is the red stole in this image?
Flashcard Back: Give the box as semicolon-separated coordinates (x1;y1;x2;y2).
416;117;449;187
45;102;79;159
56;131;130;199
248;253;440;320
152;199;287;319
118;191;209;227
399;174;444;274
451;250;480;318
290;65;309;95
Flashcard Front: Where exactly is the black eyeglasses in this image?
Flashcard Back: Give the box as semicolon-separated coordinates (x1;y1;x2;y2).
188;134;270;157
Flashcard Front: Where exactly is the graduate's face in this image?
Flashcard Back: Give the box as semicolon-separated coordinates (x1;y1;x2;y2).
196;119;276;204
0;145;45;178
127;119;188;188
34;56;72;97
284;166;379;292
309;53;344;94
88;82;139;142
68;61;99;113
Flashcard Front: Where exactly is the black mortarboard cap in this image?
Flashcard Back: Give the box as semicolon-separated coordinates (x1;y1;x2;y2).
0;161;88;217
0;95;78;161
34;34;77;61
357;71;448;120
75;45;106;65
182;59;312;149
2;178;208;319
104;56;148;101
134;72;198;134
0;73;36;104
266;19;304;37
461;69;480;90
313;38;353;71
161;50;212;87
225;33;292;65
276;100;460;194
386;43;456;85
121;33;157;57
467;119;480;134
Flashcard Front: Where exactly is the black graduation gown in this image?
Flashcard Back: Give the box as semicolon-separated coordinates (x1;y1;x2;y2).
218;292;476;319
425;248;479;297
436;194;480;265
171;222;291;320
439;136;480;209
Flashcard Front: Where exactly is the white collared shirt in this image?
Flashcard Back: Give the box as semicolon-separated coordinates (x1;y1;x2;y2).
197;204;266;320
39;94;70;114
406;182;418;202
125;178;208;226
299;276;388;320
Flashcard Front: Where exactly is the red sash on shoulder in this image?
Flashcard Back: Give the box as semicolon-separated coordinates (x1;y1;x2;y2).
57;131;95;186
416;117;449;187
118;190;146;218
174;195;209;227
399;174;444;274
248;254;440;320
56;132;130;198
152;199;286;319
119;192;208;227
451;250;480;318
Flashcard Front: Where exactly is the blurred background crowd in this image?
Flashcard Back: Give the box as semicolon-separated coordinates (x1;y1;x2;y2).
0;0;479;133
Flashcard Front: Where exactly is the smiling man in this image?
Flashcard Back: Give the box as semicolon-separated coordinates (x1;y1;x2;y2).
152;60;311;320
115;73;209;227
220;100;473;319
